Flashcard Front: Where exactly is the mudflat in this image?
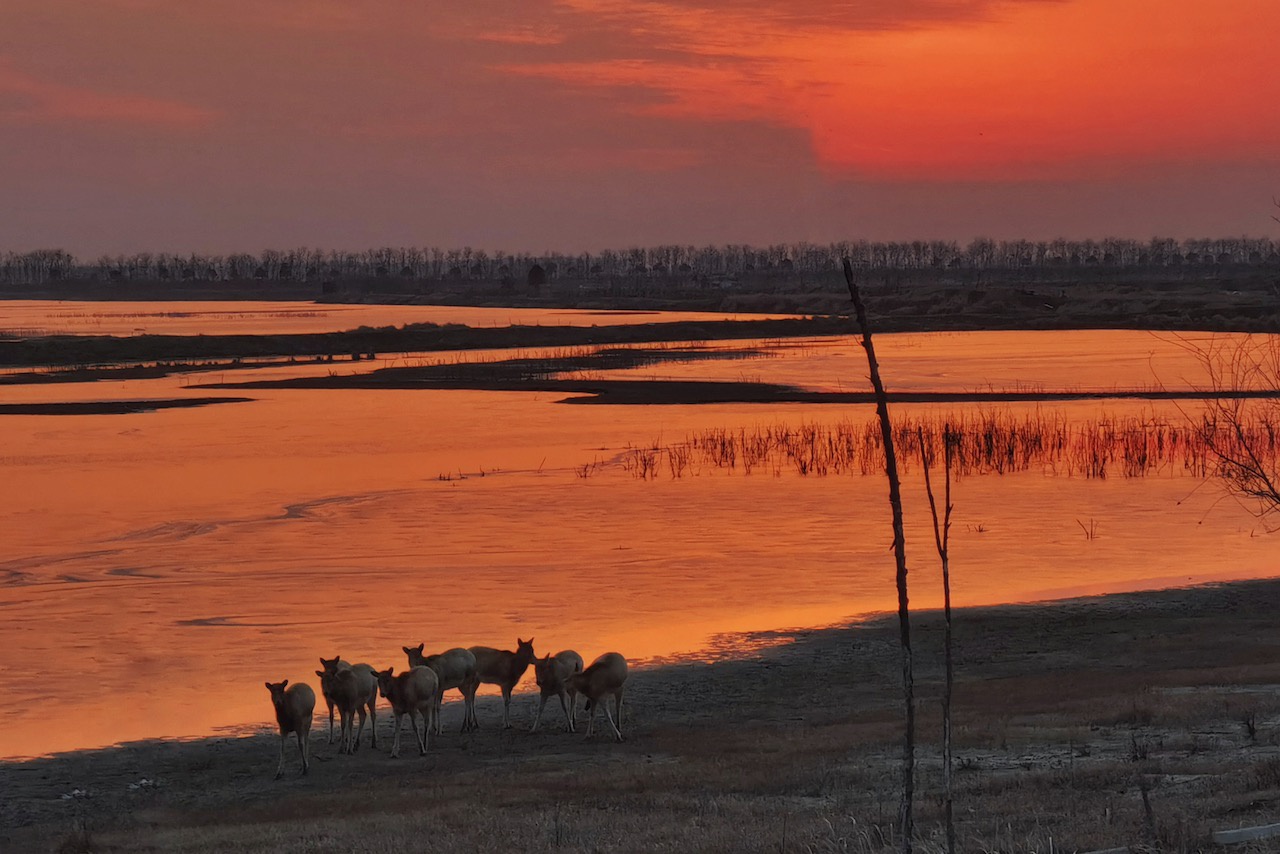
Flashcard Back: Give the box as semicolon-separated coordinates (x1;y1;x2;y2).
8;577;1280;852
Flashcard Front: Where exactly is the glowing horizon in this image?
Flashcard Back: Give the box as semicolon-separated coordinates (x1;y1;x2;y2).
2;0;1277;255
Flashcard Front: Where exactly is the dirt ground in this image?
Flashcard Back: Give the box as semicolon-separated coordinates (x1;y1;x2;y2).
7;578;1280;852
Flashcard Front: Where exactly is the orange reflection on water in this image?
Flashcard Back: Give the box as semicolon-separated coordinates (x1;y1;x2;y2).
0;300;800;337
1;320;1277;758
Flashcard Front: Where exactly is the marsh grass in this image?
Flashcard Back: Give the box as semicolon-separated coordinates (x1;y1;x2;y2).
622;408;1280;482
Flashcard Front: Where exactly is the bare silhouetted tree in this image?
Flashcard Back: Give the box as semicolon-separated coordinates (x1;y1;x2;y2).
1181;335;1280;526
843;258;915;852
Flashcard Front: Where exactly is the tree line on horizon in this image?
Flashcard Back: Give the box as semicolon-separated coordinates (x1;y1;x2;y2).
3;236;1279;287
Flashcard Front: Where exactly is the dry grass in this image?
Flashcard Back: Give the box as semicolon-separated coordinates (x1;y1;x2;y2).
626;409;1280;483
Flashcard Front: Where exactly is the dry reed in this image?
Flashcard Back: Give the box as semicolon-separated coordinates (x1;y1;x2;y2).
621;408;1280;481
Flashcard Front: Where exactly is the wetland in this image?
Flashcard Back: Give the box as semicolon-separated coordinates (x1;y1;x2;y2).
2;298;1278;851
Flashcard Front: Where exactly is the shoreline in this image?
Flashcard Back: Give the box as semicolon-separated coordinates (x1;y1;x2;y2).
3;268;1279;337
8;575;1280;850
3;572;1267;764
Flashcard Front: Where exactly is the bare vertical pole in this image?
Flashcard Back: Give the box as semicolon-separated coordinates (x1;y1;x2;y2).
920;425;956;854
843;259;914;852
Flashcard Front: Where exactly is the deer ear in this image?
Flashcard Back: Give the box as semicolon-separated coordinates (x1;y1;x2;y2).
281;679;288;688
315;669;324;677
264;681;272;690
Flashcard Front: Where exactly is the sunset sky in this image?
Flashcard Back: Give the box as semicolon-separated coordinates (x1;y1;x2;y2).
2;0;1277;256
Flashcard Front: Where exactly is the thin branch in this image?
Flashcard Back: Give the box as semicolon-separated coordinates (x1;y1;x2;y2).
919;425;956;854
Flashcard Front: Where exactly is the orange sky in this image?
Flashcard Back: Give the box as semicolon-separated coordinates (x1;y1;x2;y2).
1;0;1277;254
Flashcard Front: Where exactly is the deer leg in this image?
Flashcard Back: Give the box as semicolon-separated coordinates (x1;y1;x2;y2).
274;732;287;780
607;690;624;742
467;685;477;733
408;709;421;755
531;694;548;732
344;708;356;755
463;681;480;732
391;710;403;758
556;691;573;732
353;705;367;752
501;685;514;729
460;696;471;733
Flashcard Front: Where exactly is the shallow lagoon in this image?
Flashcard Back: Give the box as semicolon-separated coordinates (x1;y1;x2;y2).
0;305;1274;758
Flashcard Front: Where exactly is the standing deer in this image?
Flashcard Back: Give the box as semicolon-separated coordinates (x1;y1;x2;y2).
531;650;584;733
566;652;628;742
376;666;440;757
468;638;536;729
404;644;479;733
265;679;315;778
318;656;379;749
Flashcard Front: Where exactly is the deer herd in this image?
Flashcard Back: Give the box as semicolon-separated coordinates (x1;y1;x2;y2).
264;638;630;779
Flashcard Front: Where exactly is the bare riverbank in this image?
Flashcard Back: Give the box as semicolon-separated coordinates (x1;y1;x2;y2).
8;577;1280;852
4;263;1280;371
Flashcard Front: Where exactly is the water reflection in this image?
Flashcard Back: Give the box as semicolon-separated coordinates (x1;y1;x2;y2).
0;300;800;337
1;310;1275;759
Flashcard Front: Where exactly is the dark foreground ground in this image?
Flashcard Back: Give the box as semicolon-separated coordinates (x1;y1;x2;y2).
7;579;1280;853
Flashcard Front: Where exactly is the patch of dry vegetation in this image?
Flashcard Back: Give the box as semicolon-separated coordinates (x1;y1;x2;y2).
633;409;1280;482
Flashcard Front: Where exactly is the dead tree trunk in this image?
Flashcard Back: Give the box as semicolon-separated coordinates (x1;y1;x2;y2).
843;259;914;852
920;425;956;854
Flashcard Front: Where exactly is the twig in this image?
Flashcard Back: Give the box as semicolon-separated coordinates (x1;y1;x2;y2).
919;425;955;854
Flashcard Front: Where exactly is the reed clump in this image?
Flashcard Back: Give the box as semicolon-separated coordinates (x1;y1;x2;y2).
625;408;1280;481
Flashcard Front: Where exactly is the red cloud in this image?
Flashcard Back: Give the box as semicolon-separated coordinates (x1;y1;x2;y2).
506;0;1280;180
0;60;216;128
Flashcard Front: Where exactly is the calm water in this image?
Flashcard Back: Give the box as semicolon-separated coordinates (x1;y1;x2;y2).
0;299;799;337
1;304;1275;758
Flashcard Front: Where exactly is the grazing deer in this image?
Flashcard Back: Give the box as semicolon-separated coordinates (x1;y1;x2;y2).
566;652;628;742
265;679;315;778
403;644;479;734
468;638;536;730
375;666;440;757
531;650;584;733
